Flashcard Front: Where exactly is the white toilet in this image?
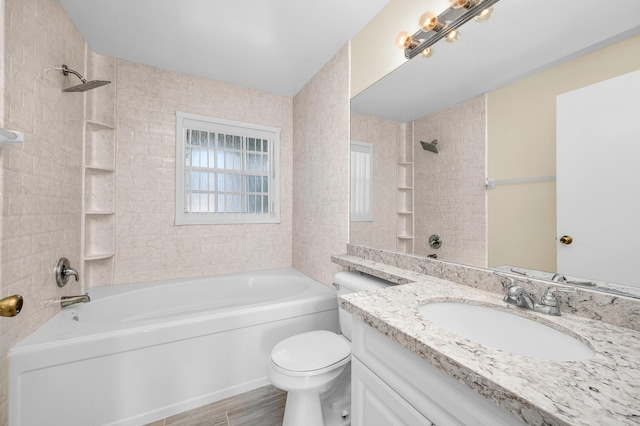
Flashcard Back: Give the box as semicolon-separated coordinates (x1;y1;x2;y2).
268;271;392;426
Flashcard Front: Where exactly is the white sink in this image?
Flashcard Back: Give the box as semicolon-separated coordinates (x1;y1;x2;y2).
418;302;595;361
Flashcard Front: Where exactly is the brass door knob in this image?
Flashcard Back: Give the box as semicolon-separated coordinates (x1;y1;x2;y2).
559;235;573;245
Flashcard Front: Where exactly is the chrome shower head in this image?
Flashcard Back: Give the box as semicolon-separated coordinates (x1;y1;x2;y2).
420;139;438;154
63;80;111;92
59;64;111;92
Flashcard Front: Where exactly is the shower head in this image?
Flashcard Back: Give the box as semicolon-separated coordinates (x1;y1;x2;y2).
420;139;438;154
63;80;111;92
59;64;111;92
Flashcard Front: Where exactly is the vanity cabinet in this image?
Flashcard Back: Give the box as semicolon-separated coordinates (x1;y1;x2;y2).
351;318;526;426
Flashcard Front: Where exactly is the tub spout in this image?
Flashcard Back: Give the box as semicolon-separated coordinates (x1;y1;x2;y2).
60;293;90;308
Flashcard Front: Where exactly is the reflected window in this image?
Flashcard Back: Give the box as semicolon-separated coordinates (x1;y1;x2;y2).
350;141;373;222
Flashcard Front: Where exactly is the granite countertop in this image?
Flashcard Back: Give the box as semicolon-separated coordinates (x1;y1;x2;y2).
337;258;640;425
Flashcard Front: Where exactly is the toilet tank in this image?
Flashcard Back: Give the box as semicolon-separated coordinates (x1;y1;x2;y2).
334;271;393;341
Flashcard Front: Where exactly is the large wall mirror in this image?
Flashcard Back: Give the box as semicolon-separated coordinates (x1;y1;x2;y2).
350;0;640;297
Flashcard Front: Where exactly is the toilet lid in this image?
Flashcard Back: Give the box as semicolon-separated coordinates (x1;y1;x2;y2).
271;330;351;373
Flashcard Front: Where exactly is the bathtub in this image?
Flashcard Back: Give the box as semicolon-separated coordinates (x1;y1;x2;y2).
9;268;339;426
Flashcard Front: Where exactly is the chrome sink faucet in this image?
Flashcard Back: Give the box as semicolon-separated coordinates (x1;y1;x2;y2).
495;272;563;316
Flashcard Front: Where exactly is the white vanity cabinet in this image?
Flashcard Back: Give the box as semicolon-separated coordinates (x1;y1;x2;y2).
351;318;526;426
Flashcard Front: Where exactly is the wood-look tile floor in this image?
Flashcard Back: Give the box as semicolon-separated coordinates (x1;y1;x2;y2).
145;385;286;426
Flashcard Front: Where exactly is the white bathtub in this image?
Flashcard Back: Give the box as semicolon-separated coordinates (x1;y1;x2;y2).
9;268;339;426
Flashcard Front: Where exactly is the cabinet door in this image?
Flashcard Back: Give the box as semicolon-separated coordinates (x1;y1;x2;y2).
352;358;433;426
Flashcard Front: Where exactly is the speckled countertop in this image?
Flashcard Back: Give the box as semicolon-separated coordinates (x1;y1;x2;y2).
336;257;640;425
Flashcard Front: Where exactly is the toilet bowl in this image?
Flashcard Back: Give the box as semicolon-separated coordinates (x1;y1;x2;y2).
267;271;393;426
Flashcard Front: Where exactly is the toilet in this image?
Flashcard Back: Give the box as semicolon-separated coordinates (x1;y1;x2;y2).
268;271;393;426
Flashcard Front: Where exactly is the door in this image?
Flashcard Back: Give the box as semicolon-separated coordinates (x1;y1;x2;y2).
556;69;640;287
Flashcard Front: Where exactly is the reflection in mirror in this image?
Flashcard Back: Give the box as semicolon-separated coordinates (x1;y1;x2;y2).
349;0;640;298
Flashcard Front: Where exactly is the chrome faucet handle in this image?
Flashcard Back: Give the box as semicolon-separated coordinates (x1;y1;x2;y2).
55;258;79;287
64;267;79;281
541;286;576;307
493;271;517;289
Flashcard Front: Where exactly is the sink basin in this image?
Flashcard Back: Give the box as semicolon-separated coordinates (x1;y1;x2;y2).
418;302;595;361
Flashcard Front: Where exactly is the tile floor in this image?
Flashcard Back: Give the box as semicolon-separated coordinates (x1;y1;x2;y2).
145;385;286;426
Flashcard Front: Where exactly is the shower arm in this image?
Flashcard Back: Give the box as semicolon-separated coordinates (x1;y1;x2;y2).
61;65;87;83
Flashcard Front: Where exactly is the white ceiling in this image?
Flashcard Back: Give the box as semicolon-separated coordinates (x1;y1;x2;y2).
60;0;389;97
351;0;640;122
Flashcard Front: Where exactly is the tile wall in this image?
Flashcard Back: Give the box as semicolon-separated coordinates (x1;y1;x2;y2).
0;0;86;423
413;94;487;267
0;3;352;424
114;60;294;284
292;45;350;286
349;111;399;252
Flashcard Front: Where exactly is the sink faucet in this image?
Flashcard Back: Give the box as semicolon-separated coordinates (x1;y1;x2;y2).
495;272;562;316
551;273;566;283
60;293;90;308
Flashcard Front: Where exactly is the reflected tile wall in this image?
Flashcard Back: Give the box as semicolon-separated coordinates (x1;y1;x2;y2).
413;95;487;267
350;112;399;252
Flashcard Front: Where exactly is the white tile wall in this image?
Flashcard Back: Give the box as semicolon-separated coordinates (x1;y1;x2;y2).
114;60;294;284
350;111;399;252
0;0;86;423
413;95;487;267
292;45;350;286
0;5;352;424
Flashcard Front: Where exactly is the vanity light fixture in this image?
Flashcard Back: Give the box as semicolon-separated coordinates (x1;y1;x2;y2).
397;0;500;59
445;29;462;43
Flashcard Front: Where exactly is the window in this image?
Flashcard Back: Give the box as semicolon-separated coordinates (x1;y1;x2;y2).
350;141;373;222
176;111;280;225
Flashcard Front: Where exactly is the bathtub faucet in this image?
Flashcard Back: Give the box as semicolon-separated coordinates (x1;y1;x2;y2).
60;293;90;308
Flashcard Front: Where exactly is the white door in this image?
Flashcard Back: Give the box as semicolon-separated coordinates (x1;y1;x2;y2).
556;69;640;288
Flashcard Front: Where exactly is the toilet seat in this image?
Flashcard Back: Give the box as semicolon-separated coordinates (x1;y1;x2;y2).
270;330;351;377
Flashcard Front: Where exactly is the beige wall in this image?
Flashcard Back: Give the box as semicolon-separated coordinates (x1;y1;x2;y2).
351;0;447;97
414;95;487;267
292;45;350;286
487;34;640;271
114;61;293;284
350;112;399;252
0;0;86;422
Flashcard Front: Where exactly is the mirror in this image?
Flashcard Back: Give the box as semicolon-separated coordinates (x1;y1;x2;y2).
349;0;640;298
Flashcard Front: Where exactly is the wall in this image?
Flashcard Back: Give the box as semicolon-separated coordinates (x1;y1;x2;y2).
0;0;86;422
413;95;487;267
114;60;293;284
350;0;448;97
292;45;350;286
350;112;398;252
487;34;640;271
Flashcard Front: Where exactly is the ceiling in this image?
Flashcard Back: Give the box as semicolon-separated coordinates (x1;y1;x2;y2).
60;0;389;97
351;0;640;122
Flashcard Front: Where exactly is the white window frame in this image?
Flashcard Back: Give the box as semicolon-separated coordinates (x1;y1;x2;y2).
176;111;281;225
350;140;373;222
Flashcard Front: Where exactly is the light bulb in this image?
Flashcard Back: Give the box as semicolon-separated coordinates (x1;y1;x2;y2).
419;47;434;58
449;0;478;9
419;11;444;32
474;6;494;23
395;31;419;50
445;29;461;43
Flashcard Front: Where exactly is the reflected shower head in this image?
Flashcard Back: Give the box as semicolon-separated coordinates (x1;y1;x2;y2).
59;64;111;92
420;139;438;154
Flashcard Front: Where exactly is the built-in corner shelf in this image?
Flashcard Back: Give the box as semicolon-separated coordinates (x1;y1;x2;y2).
81;52;117;288
84;252;115;261
396;124;414;254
